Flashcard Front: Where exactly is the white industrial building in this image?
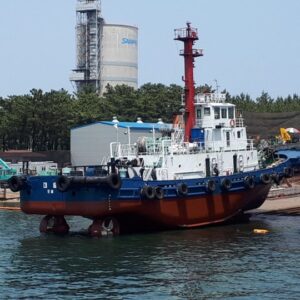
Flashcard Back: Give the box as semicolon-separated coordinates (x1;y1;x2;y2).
71;120;171;167
70;0;138;95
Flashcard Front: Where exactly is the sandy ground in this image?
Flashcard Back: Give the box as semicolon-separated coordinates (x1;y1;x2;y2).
251;195;300;214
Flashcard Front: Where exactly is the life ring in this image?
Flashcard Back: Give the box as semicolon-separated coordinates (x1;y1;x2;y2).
155;187;164;199
206;179;216;193
230;119;235;127
221;178;232;191
8;176;27;192
177;183;188;196
244;176;255;189
283;167;293;178
260;173;271;184
141;185;155;199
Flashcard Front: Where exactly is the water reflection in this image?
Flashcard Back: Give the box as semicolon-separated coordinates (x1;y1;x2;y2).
1;212;299;299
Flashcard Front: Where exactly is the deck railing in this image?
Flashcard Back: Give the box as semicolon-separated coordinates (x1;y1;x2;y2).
110;138;255;160
235;118;244;127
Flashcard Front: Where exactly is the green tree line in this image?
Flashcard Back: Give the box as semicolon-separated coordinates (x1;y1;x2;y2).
0;84;299;151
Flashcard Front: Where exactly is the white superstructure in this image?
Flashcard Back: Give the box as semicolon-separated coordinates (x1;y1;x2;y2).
110;93;258;180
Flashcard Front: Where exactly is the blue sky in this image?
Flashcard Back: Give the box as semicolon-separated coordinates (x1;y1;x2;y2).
0;0;299;98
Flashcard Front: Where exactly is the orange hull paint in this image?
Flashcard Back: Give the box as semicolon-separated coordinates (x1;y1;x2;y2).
21;184;270;229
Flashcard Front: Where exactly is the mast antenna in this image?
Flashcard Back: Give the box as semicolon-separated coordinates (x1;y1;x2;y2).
174;23;203;142
214;79;219;94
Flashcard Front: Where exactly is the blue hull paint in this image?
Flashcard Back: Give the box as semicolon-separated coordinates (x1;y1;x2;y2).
15;160;295;232
20;159;292;205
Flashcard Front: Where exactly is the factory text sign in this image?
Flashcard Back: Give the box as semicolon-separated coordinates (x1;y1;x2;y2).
122;38;137;46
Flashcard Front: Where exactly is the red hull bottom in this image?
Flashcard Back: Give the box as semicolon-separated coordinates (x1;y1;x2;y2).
21;184;270;232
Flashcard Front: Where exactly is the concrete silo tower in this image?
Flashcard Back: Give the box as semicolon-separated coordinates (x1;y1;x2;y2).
101;24;138;93
70;0;138;95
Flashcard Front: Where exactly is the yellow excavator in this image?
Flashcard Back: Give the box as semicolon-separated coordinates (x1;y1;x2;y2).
279;128;300;143
279;128;292;143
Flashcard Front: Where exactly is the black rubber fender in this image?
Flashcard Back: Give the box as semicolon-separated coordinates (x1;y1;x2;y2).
56;175;72;192
56;174;122;192
206;179;216;193
244;176;255;189
260;173;271;184
221;178;232;191
177;183;188;196
283;167;294;178
154;187;164;200
106;173;122;190
141;185;155;199
271;173;281;185
7;176;27;192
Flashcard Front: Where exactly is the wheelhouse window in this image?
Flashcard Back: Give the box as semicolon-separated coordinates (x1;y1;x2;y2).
204;107;211;116
196;109;202;119
228;107;234;119
226;131;230;147
221;108;227;119
237;131;241;138
214;107;220;119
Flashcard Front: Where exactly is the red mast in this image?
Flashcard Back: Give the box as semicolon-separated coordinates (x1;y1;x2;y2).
175;23;203;142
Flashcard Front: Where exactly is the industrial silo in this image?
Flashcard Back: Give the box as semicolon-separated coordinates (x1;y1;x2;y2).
101;24;138;93
70;1;138;95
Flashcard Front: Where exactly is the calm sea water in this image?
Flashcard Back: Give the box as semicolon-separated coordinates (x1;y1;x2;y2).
0;211;299;300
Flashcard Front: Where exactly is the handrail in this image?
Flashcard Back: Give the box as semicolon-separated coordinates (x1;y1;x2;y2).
110;138;255;159
235;118;244;127
179;49;203;56
174;27;198;39
194;93;226;103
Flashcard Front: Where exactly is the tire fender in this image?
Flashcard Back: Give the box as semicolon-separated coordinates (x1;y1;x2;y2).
260;173;271;184
107;173;122;190
206;180;216;193
177;183;188;196
283;167;293;178
56;176;72;192
244;176;255;189
8;176;27;192
141;185;155;199
221;178;232;191
155;187;164;199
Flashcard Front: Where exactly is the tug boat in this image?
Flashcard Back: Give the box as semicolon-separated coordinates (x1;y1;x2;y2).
8;23;294;236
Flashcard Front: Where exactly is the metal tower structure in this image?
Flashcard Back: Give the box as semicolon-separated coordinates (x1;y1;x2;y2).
175;23;203;142
70;0;103;93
